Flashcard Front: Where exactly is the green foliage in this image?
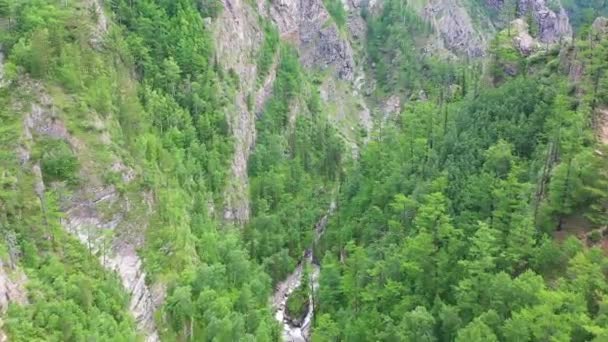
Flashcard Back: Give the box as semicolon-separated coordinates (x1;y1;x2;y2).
366;0;456;96
323;0;346;29
314;31;608;339
197;0;223;19
111;0;233;193
286;283;309;320
246;44;343;282
38;138;79;184
561;0;608;32
456;318;498;342
1;0;282;340
5;239;137;341
312;313;340;341
525;10;540;37
257;22;279;82
0;112;136;341
3;1;608;342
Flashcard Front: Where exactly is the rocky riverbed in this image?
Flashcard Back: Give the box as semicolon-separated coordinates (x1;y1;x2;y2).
272;202;335;341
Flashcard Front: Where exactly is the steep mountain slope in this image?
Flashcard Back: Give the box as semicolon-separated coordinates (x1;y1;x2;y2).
0;0;361;340
313;11;608;342
0;0;607;342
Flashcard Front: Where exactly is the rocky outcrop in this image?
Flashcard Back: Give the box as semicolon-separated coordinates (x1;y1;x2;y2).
0;265;28;313
483;0;572;44
0;270;27;312
85;0;108;49
218;0;371;223
382;94;401;118
20;82;160;342
592;17;608;37
423;0;490;57
264;0;374;157
518;0;572;43
485;0;504;10
343;0;368;41
0;263;28;342
104;243;162;340
59;183;160;342
511;18;540;55
264;0;356;80
438;0;572;56
215;0;265;223
273;202;334;342
61;175;159;342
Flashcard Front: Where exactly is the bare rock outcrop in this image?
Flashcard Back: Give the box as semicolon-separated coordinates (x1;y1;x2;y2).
85;0;108;49
592;17;608;37
60;175;159;342
485;0;504;10
264;0;356;81
0;264;28;342
319;76;372;146
0;266;28;314
423;0;490;57
217;0;371;224
215;0;265;223
20;83;160;342
104;243;160;340
518;0;572;43
511;18;540;55
382;94;401;118
343;0;372;41
485;0;572;44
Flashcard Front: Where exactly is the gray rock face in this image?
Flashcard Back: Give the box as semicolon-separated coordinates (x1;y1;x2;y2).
0;266;28;313
215;0;265;224
59;185;160;342
104;243;162;342
217;0;372;225
382;94;401;118
592;17;608;37
266;0;356;80
344;0;368;41
518;0;572;43
86;0;108;49
0;264;27;342
487;0;572;43
20;83;160;342
511;18;539;55
485;0;504;10
423;0;489;57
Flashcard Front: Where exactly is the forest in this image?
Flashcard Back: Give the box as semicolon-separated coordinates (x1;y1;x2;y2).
314;3;608;340
0;0;607;341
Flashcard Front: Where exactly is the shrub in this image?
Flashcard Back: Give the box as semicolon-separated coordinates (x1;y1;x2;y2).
589;230;602;244
324;0;346;29
39;139;79;183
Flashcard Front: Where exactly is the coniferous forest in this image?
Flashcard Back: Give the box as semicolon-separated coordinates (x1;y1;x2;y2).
0;0;608;341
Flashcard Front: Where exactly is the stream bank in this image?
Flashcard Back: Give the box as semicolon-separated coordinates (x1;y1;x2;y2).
271;202;335;341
